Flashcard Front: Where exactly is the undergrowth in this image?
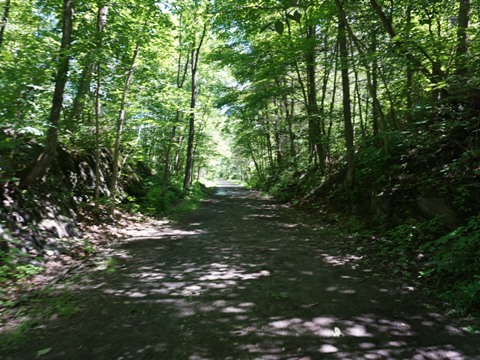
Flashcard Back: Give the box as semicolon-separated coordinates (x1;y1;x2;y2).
258;116;480;315
0;287;77;351
420;215;480;312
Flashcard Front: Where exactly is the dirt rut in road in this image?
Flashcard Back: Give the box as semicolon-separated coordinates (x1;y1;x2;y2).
2;181;479;359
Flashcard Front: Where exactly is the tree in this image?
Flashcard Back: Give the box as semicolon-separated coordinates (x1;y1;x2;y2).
19;0;74;188
94;3;108;213
335;0;354;188
0;0;10;49
183;7;208;190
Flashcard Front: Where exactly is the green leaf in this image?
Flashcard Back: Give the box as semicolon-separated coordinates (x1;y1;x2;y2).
274;21;284;35
293;10;302;23
260;22;273;33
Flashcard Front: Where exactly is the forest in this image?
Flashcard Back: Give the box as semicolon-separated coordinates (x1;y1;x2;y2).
0;0;479;335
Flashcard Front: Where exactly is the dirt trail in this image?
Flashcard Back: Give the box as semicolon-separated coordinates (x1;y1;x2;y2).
2;181;479;359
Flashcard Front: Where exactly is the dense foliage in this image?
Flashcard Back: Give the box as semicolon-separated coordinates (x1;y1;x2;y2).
0;0;479;312
208;0;479;312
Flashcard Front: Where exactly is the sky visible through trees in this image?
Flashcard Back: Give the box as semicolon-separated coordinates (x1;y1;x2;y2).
0;0;477;191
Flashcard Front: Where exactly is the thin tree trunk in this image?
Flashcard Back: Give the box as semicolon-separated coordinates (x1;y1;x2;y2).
337;6;355;188
369;0;444;86
94;4;108;213
0;0;11;49
174;134;184;175
276;77;297;167
164;13;190;195
247;140;263;182
327;42;339;170
263;110;275;170
109;42;140;215
183;47;198;190
405;3;413;124
273;99;283;168
183;23;207;190
352;59;365;139
284;13;308;108
455;0;470;78
335;1;389;152
162;122;177;195
19;0;73;188
455;0;471;89
305;25;325;168
94;65;102;213
67;62;94;130
319;30;333;160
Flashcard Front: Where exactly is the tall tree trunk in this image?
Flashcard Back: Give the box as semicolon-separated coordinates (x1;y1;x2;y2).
337;8;355;188
246;140;263;182
405;3;413;124
285;13;308;108
19;0;73;188
263;110;275;170
183;47;198;190
109;42;140;215
305;25;325;169
369;33;380;136
0;0;11;49
455;0;470;77
162;121;177;195
369;0;443;85
183;23;207;190
66;62;94;131
287;94;297;167
94;4;108;213
275;77;296;167
164;12;190;195
273;99;283;168
455;0;470;107
335;0;389;152
327;43;339;169
94;64;102;214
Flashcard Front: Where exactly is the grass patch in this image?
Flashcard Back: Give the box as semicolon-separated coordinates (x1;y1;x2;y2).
167;182;212;220
0;287;78;351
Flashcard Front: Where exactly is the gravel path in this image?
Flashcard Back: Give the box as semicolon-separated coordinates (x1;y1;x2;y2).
2;181;479;359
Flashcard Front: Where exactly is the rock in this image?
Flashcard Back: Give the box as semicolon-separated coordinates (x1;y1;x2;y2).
416;195;461;228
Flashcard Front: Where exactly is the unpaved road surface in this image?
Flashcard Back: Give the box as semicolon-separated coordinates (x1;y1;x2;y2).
2;181;479;359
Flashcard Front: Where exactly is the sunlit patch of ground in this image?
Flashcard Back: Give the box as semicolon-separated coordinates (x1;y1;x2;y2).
1;181;478;360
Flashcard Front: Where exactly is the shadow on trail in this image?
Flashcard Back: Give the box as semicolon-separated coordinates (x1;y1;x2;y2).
2;181;479;359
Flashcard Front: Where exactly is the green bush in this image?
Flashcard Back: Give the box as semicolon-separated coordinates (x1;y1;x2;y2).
420;215;480;311
379;218;441;269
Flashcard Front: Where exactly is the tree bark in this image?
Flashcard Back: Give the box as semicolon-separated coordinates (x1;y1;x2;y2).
337;8;355;188
275;77;296;167
335;0;389;152
183;23;207;190
0;0;11;49
455;0;470;77
109;42;140;214
19;0;74;188
94;4;108;213
305;25;325;169
66;62;94;130
164;19;190;195
369;0;444;85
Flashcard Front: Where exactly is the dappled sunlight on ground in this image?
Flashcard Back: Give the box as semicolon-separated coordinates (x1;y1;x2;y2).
3;182;479;360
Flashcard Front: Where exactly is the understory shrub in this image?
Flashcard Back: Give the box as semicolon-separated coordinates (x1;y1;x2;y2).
379;218;441;270
420;215;480;312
